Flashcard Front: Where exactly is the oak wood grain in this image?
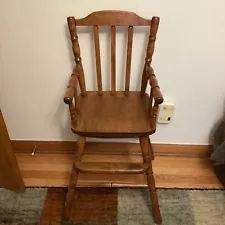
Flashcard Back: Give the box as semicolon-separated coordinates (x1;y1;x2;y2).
125;26;134;96
141;17;160;95
64;73;78;105
71;91;152;137
67;17;86;96
12;141;213;158
0;110;25;193
75;162;149;174
93;26;103;95
63;136;86;221
140;136;162;224
65;11;163;139
111;26;116;95
149;74;163;104
76;11;151;26
16;152;222;189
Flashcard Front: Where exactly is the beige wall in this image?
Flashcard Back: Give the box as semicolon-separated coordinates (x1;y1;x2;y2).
0;1;225;144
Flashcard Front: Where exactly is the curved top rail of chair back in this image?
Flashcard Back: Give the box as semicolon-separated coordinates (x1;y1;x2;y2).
74;10;152;26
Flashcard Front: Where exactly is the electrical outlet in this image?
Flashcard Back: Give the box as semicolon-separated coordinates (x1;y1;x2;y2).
157;101;175;124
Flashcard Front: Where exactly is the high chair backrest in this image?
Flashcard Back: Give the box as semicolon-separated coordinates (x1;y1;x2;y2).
67;10;159;96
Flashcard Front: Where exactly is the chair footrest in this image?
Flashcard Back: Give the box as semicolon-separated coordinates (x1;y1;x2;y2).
75;162;149;174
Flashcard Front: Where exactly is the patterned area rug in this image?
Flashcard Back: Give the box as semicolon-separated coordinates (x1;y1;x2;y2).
0;188;225;225
0;188;47;225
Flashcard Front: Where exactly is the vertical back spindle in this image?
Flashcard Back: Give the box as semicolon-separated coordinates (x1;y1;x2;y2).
141;17;160;95
67;17;86;96
93;26;103;95
125;26;134;96
111;26;116;95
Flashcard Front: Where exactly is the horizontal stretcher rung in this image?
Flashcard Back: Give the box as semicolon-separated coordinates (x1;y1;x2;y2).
74;162;149;174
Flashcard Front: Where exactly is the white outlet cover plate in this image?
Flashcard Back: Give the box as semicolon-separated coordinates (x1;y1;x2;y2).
157;101;175;124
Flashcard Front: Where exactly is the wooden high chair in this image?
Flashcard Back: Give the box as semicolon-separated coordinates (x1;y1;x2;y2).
63;11;163;224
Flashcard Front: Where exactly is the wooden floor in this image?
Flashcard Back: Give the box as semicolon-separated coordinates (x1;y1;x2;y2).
16;152;223;189
40;188;118;225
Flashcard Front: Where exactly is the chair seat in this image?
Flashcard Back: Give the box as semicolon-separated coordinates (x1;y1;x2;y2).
72;91;153;137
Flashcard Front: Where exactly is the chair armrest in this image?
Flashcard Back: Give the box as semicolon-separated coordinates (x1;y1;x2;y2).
149;75;163;104
145;65;163;104
64;73;78;104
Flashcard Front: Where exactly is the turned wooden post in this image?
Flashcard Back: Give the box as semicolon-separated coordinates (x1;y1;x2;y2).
141;17;160;95
67;17;86;96
140;136;162;224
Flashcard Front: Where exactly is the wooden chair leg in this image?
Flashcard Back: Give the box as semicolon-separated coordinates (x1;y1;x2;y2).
63;136;86;222
140;136;162;225
148;136;155;160
63;171;79;221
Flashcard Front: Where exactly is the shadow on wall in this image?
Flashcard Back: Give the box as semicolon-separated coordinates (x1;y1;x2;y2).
209;100;225;145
